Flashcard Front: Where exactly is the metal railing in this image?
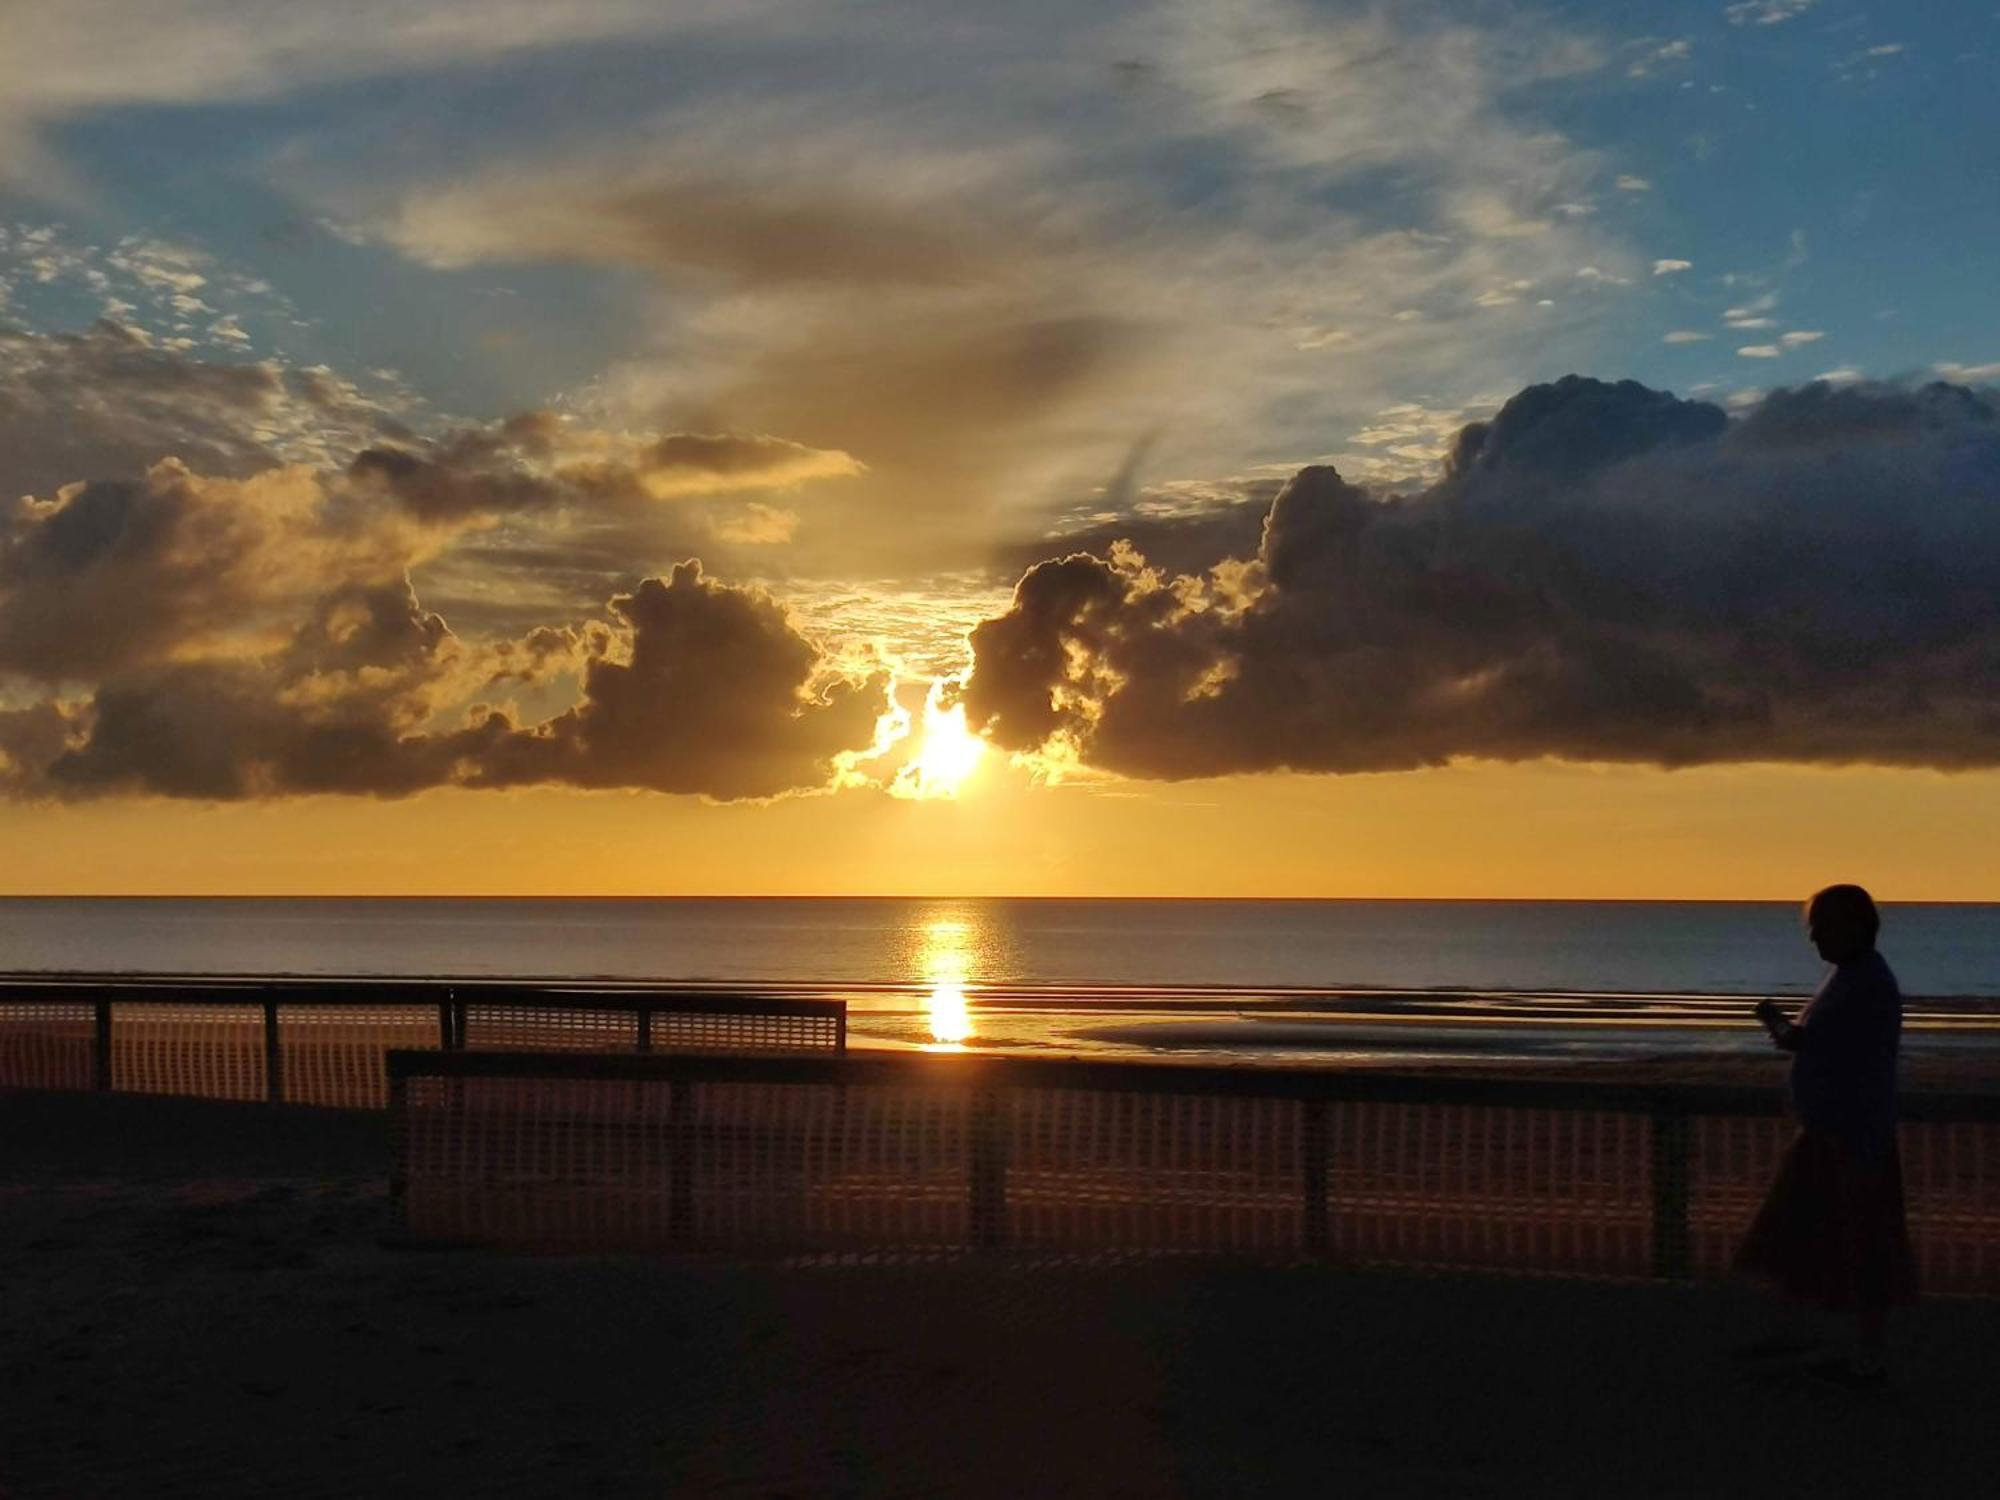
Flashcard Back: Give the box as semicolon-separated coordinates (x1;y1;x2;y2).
0;978;845;1110
387;1048;2000;1292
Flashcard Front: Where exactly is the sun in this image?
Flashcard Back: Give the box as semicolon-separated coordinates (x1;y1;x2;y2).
894;683;986;799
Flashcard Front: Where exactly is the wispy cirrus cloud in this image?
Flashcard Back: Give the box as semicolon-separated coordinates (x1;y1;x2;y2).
302;0;1642;581
0;0;762;195
1724;0;1816;27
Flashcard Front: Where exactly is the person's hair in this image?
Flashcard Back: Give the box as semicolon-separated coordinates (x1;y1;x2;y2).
1805;883;1880;943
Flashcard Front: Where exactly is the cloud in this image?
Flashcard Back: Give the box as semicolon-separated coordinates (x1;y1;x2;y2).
1653;260;1693;276
1627;39;1692;79
1724;1;1816;26
0;700;76;795
0;459;417;681
1737;345;1782;358
45;579;460;799
959;374;2000;778
1779;330;1825;347
1664;330;1711;344
0;320;402;504
1615;176;1652;192
347;414;860;524
26;559;890;803
366;141;1158;572
0;360;890;799
0;1;756;193
293;0;1645;575
387;168;1007;292
459;562;890;800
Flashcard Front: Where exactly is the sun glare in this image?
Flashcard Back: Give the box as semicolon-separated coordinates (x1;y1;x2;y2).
894;683;986;799
919;916;976;1047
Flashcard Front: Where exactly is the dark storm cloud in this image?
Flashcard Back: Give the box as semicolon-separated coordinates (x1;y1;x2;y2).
30;563;886;803
960;375;2000;777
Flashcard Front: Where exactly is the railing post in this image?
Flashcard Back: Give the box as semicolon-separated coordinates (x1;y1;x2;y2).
835;1007;847;1055
969;1088;1008;1250
1301;1098;1331;1257
636;1007;652;1053
387;1068;409;1231
1650;1098;1691;1279
668;1079;695;1247
263;998;283;1104
92;998;112;1092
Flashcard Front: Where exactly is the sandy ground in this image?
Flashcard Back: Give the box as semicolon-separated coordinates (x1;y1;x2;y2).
4;1088;2000;1499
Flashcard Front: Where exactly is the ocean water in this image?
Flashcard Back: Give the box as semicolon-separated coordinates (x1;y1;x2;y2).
3;897;1995;1065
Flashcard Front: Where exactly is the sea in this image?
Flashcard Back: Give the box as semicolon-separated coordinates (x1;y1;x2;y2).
3;897;1997;1067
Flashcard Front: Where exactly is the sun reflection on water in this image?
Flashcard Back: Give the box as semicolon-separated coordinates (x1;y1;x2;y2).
919;915;978;1048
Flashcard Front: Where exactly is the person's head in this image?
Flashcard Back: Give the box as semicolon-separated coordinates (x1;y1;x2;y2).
1805;884;1879;963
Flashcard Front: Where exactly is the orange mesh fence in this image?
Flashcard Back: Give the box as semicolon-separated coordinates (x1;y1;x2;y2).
1328;1101;1652;1276
0;1000;95;1089
461;1004;641;1052
390;1052;2000;1293
279;1003;441;1109
1897;1118;2000;1295
1006;1087;1301;1255
110;1001;267;1101
452;990;841;1057
650;1007;841;1054
0;983;844;1108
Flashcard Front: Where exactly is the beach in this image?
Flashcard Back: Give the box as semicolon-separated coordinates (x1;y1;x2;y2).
5;1087;1999;1498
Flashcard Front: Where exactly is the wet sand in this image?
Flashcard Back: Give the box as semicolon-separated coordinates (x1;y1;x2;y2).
4;1087;1999;1498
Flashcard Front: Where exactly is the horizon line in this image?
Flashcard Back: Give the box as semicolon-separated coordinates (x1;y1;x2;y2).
2;893;1994;905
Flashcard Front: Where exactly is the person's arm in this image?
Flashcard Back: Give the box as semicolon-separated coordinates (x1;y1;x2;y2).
1775;973;1878;1058
1755;998;1804;1052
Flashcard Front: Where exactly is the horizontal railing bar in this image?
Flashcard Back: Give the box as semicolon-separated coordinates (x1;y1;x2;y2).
384;1047;2000;1121
0;979;839;1018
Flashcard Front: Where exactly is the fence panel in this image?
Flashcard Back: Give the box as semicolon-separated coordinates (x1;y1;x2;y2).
1327;1101;1652;1276
1900;1120;2000;1296
1686;1114;1793;1276
388;1052;2000;1293
1005;1087;1302;1254
400;1075;679;1250
111;1001;266;1101
460;1003;642;1053
279;1003;440;1109
0;984;846;1108
0;999;95;1090
691;1081;970;1250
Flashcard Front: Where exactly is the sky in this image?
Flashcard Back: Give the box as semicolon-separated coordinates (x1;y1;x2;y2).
2;0;1998;898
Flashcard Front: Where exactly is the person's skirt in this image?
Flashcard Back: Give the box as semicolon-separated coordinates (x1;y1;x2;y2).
1733;1127;1918;1310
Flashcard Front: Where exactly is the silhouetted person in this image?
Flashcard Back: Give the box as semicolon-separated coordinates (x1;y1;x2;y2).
1734;884;1917;1383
